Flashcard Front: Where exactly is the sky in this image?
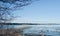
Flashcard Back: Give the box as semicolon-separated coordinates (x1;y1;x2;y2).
13;0;60;23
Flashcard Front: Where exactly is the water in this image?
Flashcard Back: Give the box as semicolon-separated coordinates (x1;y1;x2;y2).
1;24;60;36
23;25;60;36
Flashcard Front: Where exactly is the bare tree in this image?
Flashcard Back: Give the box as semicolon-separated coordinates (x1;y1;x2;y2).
0;0;38;35
0;0;35;23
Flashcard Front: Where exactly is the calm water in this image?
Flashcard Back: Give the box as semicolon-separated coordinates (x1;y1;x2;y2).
23;25;60;36
2;25;60;36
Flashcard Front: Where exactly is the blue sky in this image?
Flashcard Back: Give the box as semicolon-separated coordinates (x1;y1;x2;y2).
13;0;60;23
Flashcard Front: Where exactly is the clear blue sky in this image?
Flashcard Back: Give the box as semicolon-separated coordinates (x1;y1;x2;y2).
13;0;60;23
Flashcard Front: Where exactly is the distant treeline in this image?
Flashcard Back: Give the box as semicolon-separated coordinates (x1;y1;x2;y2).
0;23;60;25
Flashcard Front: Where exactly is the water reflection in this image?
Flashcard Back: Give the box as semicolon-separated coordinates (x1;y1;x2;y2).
23;25;60;36
0;25;60;36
